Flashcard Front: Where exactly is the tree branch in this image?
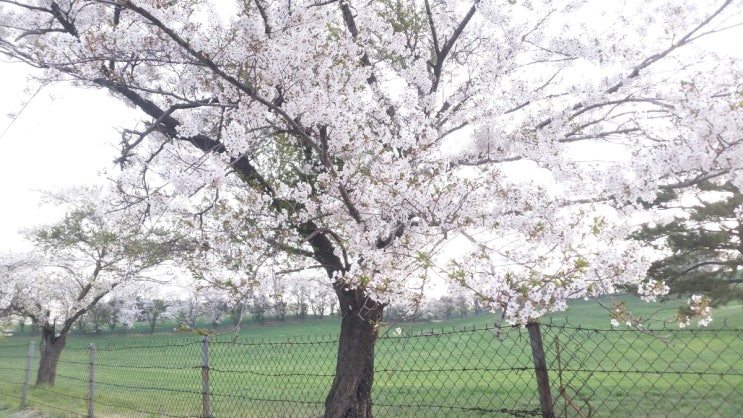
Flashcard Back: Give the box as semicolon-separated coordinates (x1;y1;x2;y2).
429;1;479;94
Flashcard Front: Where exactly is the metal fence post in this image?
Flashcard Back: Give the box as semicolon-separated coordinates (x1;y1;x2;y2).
527;322;555;418
88;343;96;418
201;336;211;418
21;341;34;408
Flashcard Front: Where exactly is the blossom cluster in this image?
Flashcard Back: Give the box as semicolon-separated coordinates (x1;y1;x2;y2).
637;280;671;303
677;295;713;329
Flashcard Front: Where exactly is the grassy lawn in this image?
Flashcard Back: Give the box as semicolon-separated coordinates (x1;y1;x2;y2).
0;297;740;417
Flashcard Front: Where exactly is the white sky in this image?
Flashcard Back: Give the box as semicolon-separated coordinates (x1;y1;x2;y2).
0;61;139;251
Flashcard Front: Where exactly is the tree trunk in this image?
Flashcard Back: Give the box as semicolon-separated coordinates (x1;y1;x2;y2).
36;325;67;386
324;289;384;418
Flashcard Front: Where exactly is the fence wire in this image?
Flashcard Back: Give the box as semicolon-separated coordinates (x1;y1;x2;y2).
0;321;741;417
541;324;743;418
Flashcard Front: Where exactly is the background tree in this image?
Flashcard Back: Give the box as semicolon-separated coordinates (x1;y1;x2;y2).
136;297;170;334
170;291;203;330
432;296;455;321
74;313;91;334
471;296;483;316
633;182;743;324
88;304;107;334
1;1;741;415
101;298;131;331
169;287;229;329
308;281;334;319
1;255;38;338
249;293;271;324
0;186;183;385
201;289;229;326
455;295;470;318
289;282;310;319
15;317;28;335
82;300;122;334
269;275;288;321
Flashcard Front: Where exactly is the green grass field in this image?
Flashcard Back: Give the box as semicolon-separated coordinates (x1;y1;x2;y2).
1;297;741;417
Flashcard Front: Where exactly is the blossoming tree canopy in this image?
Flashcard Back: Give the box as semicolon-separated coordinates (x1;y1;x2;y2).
1;0;741;415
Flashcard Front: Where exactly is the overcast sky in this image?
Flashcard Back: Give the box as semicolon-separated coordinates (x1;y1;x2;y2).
0;61;140;251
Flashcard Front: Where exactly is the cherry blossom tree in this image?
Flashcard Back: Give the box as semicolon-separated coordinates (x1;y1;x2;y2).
200;288;229;326
307;279;335;319
0;253;40;338
0;186;185;385
136;296;170;333
169;286;230;329
1;0;741;415
88;297;133;332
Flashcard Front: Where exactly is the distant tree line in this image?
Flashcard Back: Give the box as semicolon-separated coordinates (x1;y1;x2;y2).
10;289;487;337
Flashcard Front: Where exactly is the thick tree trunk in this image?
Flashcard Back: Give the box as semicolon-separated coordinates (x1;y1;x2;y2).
324;289;384;418
36;325;67;386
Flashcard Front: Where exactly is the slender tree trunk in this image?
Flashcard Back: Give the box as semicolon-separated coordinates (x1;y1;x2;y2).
36;325;67;386
324;288;384;418
149;317;157;334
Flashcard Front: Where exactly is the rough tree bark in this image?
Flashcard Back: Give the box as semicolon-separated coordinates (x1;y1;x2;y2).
325;287;384;418
35;324;67;386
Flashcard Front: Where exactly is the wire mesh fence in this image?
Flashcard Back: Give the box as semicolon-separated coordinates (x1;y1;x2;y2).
1;320;741;417
541;323;743;418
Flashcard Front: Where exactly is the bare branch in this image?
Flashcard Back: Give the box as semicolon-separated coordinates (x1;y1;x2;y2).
429;1;479;94
253;0;272;35
424;0;440;57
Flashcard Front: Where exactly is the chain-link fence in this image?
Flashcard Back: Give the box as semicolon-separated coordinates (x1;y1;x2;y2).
0;321;741;417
